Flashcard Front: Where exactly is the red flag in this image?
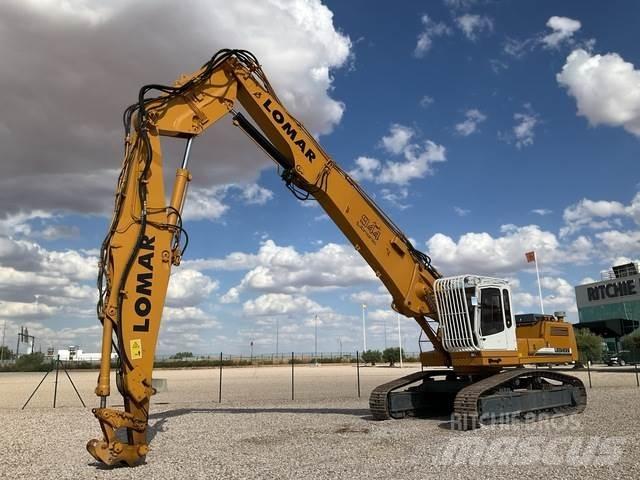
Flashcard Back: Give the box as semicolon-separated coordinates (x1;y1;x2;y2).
525;251;536;263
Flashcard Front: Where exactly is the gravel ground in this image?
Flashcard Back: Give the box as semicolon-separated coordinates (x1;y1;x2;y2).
1;366;638;479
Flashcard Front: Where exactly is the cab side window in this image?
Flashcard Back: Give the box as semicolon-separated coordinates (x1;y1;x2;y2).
503;289;513;329
480;287;505;336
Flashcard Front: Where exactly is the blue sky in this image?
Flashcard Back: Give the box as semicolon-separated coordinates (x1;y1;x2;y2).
0;0;639;355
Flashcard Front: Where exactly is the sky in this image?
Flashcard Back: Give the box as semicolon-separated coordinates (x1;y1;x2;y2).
0;0;639;356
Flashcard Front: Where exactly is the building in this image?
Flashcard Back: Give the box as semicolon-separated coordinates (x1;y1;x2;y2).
574;262;640;352
47;345;117;362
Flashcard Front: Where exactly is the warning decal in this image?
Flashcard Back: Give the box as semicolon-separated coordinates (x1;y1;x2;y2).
130;339;142;360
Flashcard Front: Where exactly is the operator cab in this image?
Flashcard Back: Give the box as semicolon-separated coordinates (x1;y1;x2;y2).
434;275;517;352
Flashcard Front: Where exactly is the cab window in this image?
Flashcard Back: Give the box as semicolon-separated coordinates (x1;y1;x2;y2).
502;289;513;329
480;288;505;336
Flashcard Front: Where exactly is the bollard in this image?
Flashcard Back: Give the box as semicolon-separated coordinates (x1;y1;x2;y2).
291;352;295;400
635;363;639;388
356;350;361;398
218;352;223;403
587;360;592;389
53;355;60;408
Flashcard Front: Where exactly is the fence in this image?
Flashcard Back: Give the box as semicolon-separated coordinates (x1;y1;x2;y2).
0;351;422;372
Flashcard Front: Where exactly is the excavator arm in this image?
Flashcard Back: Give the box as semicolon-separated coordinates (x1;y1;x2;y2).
87;49;446;466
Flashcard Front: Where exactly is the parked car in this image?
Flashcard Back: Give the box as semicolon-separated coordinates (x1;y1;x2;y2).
606;350;630;366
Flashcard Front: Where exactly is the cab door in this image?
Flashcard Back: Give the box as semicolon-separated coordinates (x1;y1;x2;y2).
477;287;517;350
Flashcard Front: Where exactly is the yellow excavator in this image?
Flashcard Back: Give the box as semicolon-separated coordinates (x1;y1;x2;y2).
87;49;586;466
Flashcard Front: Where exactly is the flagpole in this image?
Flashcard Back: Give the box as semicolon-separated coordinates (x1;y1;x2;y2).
534;254;544;314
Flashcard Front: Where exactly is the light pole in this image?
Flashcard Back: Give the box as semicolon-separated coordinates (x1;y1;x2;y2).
337;337;342;357
275;317;279;356
383;315;387;350
361;304;367;352
314;314;318;359
397;312;403;368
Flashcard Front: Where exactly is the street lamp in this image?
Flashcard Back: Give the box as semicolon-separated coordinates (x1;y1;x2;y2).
314;314;318;359
383;315;387;350
361;304;367;352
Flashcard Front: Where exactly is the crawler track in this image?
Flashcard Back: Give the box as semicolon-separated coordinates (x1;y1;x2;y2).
453;368;587;430
369;368;587;426
369;370;452;420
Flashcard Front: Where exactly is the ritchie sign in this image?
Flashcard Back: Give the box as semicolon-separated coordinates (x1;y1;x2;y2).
576;275;640;308
587;279;637;301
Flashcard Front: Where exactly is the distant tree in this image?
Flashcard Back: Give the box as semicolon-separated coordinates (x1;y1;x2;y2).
0;346;14;360
361;349;382;365
170;351;194;360
15;352;46;371
382;347;403;366
621;328;640;351
575;329;603;363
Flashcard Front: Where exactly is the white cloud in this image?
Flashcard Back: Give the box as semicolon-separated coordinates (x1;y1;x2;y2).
455;109;487;136
595;230;640;259
443;0;478;10
557;49;640;137
542;16;581;49
349;288;392;308
414;14;452;57
456;14;494;41
454;207;470;217
420;95;434;108
490;59;508;74
503;37;537;59
512;106;539;148
426;224;590;276
192;240;376;301
540;276;577;313
242;293;327;316
0;0;351;215
240;184;273;205
381;188;410;210
166;269;218;308
182;183;273;221
349;156;381;182
561;198;627;237
350;124;447;186
377;141;447;186
182;187;230;221
504;16;581;59
381;124;415;155
532;208;553;216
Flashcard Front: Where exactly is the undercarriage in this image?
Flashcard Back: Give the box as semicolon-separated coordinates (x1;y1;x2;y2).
370;368;587;429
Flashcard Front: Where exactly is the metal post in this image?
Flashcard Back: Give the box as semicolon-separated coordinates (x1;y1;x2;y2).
218;352;223;403
53;355;60;408
587;360;592;389
356;350;361;398
635;363;639;388
291;352;295;400
533;253;545;314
